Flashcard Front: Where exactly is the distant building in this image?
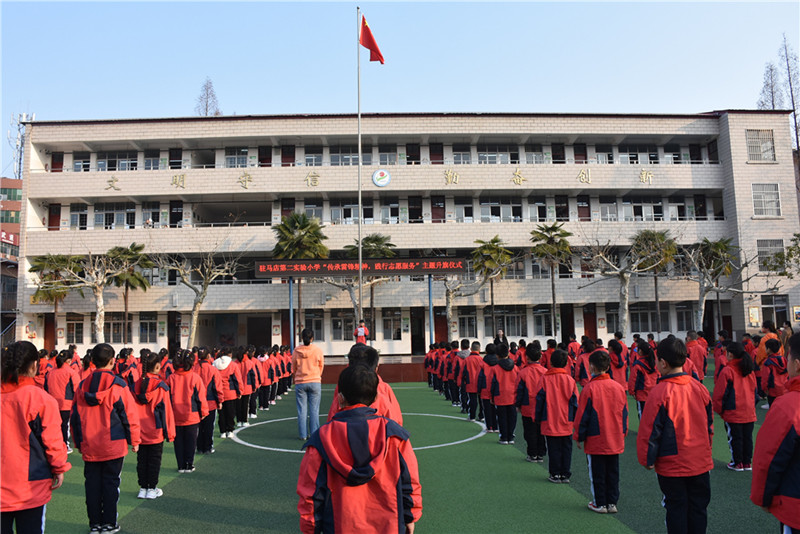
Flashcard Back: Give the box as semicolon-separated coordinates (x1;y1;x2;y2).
1;176;21;345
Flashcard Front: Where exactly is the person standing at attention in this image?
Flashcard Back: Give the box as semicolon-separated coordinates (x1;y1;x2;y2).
292;328;325;440
354;319;370;344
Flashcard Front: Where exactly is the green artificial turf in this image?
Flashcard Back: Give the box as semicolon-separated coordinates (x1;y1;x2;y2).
43;372;779;533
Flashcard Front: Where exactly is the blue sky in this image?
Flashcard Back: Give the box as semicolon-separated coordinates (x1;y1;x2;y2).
2;1;798;175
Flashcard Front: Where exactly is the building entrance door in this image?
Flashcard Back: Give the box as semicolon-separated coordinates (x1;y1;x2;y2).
247;317;270;347
410;307;426;355
48;204;60;231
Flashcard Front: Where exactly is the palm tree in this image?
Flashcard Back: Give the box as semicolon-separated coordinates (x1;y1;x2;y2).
271;213;329;344
344;234;396;338
697;237;736;332
530;223;572;339
109;243;153;345
631;230;677;336
472;236;513;336
29;254;82;318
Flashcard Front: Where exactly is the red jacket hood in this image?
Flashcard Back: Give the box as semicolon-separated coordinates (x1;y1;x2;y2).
80;370;128;407
134;373;168;405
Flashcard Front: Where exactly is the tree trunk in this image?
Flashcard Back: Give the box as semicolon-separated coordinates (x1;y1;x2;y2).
696;283;710;332
346;284;359;319
445;288;455;343
716;284;722;333
619;272;630;337
654;274;661;336
123;285;129;345
490;278;496;333
187;293;204;349
550;264;557;338
93;285;105;344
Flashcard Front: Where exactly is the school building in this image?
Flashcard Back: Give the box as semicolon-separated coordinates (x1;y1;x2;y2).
15;110;800;356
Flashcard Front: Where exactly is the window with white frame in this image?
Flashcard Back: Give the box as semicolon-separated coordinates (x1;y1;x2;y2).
484;305;527;337
529;196;547;222
66;313;84;344
94;203;135;230
479;196;522;223
73;152;90;172
304;146;322;167
452;143;471;165
144;149;160;170
757;239;784;271
92;313;131;344
531;259;550;279
142;201;161;228
595;144;613;164
525;144;545;164
304;310;324;341
752;184;781;217
379;145;397;166
383;308;402;340
605;304;619;334
380;197;399;224
225;147;248;168
761;295;789;326
629;303;669;333
97;151;137;172
477;144;518;165
458;307;477;338
331;309;356;341
70;203;88;230
330;146;371;166
532;306;553;336
455;197;474;223
600;196;618;221
304;199;323;220
139;312;158;343
506;256;526;280
621;195;663;222
675;302;695;332
746;130;776;162
330;198;359;225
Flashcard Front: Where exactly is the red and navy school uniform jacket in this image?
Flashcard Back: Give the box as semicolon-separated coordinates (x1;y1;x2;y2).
628;359;658;402
637;373;714;477
237;358;254;396
435;350;447;378
750;376;800;529
463;352;484;394
285;350;293;376
195;359;224;411
608;350;627;390
327;376;403;425
134;373;176;445
446;350;458;381
79;363;96;382
477;353;499;400
44;365;80;412
515;347;526;367
159;358;174;381
1;376;72;512
452;354;463;385
213;356;238;402
573;374;628;455
515;362;546;418
166;370;209;426
714;342;728;379
743;339;758;359
567;341;581;364
764;354;789;398
573;351;592;388
34;359;53;388
490;358;519;407
70;370;141;462
619;341;629;363
541;348;554;369
713;359;757;424
70;352;82;371
682;357;700;381
534;368;579;437
114;358;141;389
686;340;707;381
257;356;273;387
297;405;422;534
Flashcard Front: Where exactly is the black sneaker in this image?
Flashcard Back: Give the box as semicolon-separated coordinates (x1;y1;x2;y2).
560;476;571;484
101;525;121;533
89;526;102;534
548;475;561;484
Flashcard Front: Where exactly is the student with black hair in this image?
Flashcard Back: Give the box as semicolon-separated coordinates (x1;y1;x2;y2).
477;343;499;433
714;330;730;380
133;349;175;499
297;364;422;533
44;349;80;452
34;348;53;389
194;347;223;454
574;350;628;514
762;337;788;406
491;344;519;445
292;328;324;441
606;339;627;390
574;339;596;388
213;346;240;439
628;340;658;419
447;340;461;407
516;342;547;462
457;339;471;412
713;341;757;471
1;341;71;534
638;337;713;534
114;347;140;389
463;341;484;422
166;349;208;473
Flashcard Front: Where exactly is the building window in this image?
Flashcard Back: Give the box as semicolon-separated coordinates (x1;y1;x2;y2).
452;143;471;165
383;308;402;340
605;304;619;334
479;196;522;223
477;144;518;165
532;306;553;336
66;313;84;344
629;303;669;333
675;302;695;332
506;256;526;280
330;198;359;225
0;242;19;256
225;147;248;168
458;307;477;338
304;146;322;167
73;152;90;172
97;151;137;172
599;196;617;221
746;129;776;162
94;202;135;230
304;199;323;220
595;144;613;164
554;196;569;222
707;140;719;163
0;210;19;223
142;201;161;228
525;144;544;164
330;146;370;166
144;149;160;170
752;184;781;217
757;239;784;272
761;295;789;326
0;188;22;201
379;145;397;166
531;259;550;280
70;203;88;230
663;144;681;164
454;197;474;223
484;305;527;337
139;312;157;343
305;310;324;341
92;313;132;344
331;309;356;341
621;195;663;222
380;197;399;224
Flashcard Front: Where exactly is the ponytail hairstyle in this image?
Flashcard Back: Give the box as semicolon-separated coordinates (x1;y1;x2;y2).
174;349;194;371
140;350;161;374
55;350;71;368
233;346;245;362
726;341;754;377
763;320;778;334
49;349;58;359
197;347;209;360
636;339;656;371
2;341;40;384
83;352;93;371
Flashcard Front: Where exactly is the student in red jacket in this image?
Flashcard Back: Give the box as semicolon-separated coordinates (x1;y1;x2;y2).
233;348;254;426
638;337;713;534
628;340;658;419
762;338;788;406
194;347;223;454
71;343;141;534
491;344;519;444
167;350;208;473
515;339;527;367
134;351;176;500
114;348;140;389
463;341;485;422
685;331;707;381
574;350;628;514
714;330;730;380
477;343;499;433
750;333;800;532
713;341;757;471
516;343;547;462
541;339;557;369
446;341;460;407
1;341;71;534
573;340;596;388
44;349;80;452
297;364;422;534
353;319;369;344
245;345;262;419
327;343;403;424
34;349;53;388
214;347;240;438
256;347;273;411
606;339;627;389
535;349;579;484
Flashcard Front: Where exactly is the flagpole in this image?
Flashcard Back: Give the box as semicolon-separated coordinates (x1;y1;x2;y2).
357;6;364;326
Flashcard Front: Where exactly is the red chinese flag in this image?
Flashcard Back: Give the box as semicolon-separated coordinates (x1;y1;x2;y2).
359;15;384;64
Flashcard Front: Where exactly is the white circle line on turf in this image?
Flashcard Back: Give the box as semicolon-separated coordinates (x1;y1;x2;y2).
231;413;486;454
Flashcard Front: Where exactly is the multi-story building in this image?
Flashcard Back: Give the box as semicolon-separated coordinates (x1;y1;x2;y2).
1;176;21;345
16;110;799;355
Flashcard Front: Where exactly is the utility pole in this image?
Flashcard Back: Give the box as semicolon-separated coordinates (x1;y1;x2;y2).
7;112;32;180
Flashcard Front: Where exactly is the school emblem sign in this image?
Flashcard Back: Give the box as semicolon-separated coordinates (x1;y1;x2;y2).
372;169;391;187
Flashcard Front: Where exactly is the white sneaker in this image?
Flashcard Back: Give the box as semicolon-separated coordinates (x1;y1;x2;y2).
145;488;163;499
276;395;282;400
137;488;147;499
243;422;250;427
760;403;770;410
226;431;234;438
249;413;257;419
